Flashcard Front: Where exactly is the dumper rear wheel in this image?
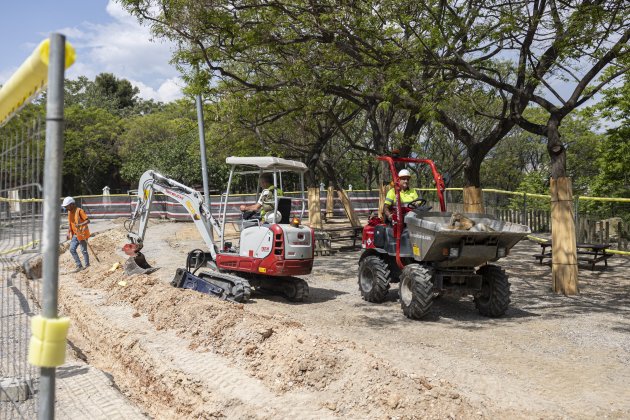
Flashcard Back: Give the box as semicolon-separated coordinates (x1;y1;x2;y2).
358;255;391;303
474;265;510;317
400;265;434;319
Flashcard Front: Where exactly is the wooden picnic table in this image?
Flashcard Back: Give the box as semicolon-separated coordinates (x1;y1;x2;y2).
534;240;613;270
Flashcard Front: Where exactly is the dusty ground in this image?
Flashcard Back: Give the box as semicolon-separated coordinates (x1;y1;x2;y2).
58;220;630;419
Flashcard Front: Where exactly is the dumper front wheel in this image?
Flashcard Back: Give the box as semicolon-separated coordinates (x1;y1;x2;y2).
358;255;391;303
399;265;434;319
474;265;510;317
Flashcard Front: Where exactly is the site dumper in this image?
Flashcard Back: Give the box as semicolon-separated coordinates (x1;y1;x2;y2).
359;156;530;319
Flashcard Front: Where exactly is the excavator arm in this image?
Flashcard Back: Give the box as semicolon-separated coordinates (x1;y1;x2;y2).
123;170;252;302
125;170;222;259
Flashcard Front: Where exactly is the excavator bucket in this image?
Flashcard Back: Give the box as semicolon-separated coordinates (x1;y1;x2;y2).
122;243;159;275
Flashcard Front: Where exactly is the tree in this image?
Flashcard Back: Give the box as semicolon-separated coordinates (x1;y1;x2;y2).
62;106;123;195
118;102;228;189
441;0;629;294
65;73;146;114
590;68;630;199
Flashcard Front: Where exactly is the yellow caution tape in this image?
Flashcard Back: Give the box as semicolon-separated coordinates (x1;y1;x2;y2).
0;38;76;126
0;197;43;203
526;235;549;243
28;315;70;367
0;240;40;256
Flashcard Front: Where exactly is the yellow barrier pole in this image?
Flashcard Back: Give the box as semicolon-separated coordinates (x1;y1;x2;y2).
0;38;75;126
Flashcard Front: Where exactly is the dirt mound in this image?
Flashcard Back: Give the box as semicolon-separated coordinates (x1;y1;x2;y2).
59;229;480;418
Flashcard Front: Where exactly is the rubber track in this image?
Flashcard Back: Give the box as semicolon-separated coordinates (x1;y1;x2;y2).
200;270;252;303
282;277;309;302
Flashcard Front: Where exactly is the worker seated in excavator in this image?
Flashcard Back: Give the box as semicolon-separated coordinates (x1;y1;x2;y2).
239;173;284;225
383;169;425;224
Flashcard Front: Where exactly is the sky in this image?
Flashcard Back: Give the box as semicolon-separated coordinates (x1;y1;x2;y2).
0;0;183;102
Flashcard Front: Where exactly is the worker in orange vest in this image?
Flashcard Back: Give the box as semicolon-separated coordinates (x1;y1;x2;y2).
62;196;91;272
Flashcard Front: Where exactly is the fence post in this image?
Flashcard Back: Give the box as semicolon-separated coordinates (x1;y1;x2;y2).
522;193;527;227
39;33;66;420
195;94;211;212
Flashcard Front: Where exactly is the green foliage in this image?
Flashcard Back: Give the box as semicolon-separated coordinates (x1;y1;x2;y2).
62;105;123;194
119;112;198;185
590;71;630;200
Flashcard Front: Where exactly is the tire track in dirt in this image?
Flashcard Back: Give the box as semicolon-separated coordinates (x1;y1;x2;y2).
60;281;332;419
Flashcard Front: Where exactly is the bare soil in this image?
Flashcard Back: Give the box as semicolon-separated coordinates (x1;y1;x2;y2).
58;220;630;419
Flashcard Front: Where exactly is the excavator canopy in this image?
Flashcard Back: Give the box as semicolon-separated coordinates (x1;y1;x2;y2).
225;156;308;172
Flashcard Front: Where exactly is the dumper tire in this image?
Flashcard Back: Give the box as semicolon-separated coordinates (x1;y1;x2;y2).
358;255;391;303
474;265;510;317
399;265;434;319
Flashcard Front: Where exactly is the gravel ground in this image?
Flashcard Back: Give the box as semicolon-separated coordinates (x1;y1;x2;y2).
55;220;630;419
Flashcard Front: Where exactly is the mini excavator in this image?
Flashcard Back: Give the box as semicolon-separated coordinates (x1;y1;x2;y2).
123;156;315;303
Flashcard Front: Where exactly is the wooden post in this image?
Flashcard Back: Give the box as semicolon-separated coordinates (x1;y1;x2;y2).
618;221;622;250
550;177;579;295
326;185;334;219
463;186;484;213
337;189;361;227
378;184;387;219
307;187;323;230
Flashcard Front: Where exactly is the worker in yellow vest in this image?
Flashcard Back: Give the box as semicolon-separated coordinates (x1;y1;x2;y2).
383;169;419;222
63;196;91;272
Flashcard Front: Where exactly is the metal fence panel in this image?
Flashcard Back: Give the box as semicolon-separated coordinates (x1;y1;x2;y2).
0;118;43;419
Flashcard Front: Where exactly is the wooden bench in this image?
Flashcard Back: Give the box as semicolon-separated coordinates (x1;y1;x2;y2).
533;240;613;270
322;226;363;249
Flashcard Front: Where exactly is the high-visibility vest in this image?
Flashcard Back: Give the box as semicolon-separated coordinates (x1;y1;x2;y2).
260;185;284;216
68;208;91;241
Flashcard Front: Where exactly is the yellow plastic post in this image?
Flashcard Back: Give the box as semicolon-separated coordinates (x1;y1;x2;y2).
0;39;75;125
28;315;70;368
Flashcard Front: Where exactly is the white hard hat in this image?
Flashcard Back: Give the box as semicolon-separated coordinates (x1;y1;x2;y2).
62;196;75;207
398;169;411;178
264;211;282;224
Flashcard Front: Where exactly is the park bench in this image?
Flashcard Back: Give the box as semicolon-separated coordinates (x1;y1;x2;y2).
533;240;613;270
323;225;363;249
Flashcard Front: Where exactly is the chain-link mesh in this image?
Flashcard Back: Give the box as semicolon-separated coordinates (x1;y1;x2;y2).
0;117;44;419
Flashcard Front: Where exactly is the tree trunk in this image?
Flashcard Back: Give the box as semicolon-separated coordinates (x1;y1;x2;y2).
547;116;566;179
547;117;579;294
398;112;425;157
550;177;579;294
305;135;330;188
463;149;484;213
463;187;484;213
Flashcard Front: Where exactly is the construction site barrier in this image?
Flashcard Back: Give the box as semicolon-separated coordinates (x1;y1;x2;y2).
1;34;73;420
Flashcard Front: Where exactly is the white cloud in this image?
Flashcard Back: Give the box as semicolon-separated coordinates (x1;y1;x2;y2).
129;77;184;103
62;0;184;102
